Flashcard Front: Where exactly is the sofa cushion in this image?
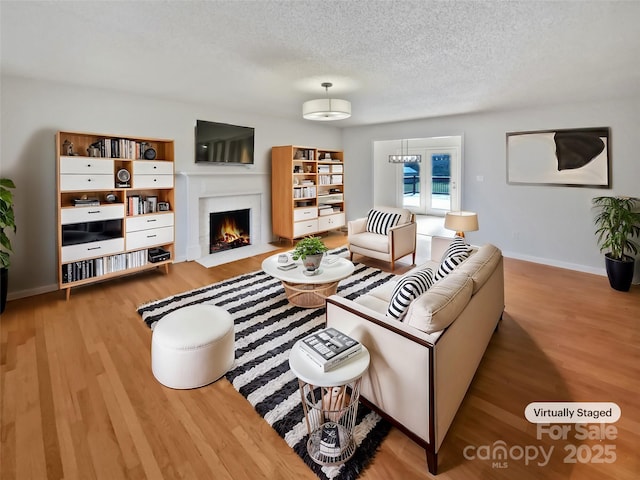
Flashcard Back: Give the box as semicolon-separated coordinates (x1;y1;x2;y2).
386;268;435;320
434;236;471;281
365;280;397;304
357;260;437;309
454;243;502;294
355;292;392;313
405;272;473;333
348;231;391;253
366;209;401;235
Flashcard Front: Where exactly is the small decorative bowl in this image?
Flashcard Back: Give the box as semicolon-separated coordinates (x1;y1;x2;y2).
278;254;289;263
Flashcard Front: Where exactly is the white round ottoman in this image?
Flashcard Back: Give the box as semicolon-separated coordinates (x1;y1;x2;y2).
151;304;235;389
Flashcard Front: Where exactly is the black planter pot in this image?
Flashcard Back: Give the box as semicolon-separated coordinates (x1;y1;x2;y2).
604;254;635;292
1;267;7;314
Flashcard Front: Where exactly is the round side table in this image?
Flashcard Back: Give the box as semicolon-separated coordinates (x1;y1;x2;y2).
289;339;370;465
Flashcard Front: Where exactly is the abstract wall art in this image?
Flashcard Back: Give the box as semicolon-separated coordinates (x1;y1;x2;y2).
506;127;610;188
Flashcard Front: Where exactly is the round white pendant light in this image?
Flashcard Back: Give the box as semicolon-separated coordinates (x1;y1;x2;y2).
303;82;351;121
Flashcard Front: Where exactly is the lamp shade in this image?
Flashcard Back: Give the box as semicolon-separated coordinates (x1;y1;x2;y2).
444;211;479;237
302;98;351;121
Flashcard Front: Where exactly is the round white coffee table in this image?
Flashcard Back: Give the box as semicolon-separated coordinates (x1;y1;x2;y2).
261;253;355;308
289;339;370;466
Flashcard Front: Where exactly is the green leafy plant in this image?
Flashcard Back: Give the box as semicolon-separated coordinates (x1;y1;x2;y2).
291;236;328;260
592;196;640;260
0;178;16;268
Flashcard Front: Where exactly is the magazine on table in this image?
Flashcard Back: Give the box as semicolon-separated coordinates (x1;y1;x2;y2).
299;327;362;372
319;423;343;457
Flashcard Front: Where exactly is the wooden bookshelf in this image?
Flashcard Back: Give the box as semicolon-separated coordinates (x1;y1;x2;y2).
271;145;345;242
56;131;175;299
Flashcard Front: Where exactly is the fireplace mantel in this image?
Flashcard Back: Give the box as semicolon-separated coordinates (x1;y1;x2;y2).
176;170;268;177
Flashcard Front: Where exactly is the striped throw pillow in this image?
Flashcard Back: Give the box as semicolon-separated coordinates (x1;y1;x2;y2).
387;268;434;320
434;236;471;281
366;209;401;235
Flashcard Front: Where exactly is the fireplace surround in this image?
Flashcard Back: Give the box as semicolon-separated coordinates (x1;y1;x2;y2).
178;171;272;263
197;192;263;261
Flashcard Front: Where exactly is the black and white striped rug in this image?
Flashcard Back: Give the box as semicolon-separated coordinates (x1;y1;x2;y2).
137;254;396;480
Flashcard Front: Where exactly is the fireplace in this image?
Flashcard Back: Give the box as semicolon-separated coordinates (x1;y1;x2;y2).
188;181;264;262
209;209;251;253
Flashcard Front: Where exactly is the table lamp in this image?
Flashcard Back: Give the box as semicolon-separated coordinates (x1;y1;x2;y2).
444;211;479;238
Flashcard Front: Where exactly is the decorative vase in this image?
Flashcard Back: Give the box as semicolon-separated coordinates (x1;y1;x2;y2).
605;254;635;292
303;253;324;272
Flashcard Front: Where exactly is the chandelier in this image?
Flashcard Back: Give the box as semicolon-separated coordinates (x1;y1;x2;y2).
389;139;421;163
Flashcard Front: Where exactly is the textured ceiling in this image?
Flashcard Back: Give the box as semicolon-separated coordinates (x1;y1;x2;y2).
2;0;640;126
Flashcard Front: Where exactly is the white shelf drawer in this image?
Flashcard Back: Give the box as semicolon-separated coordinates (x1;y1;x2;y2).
318;213;345;231
293;219;319;238
61;238;124;263
60;174;114;191
126;226;174;250
60;156;114;174
132;160;173;175
132;175;174;189
293;207;318;222
61;204;125;225
126;212;174;233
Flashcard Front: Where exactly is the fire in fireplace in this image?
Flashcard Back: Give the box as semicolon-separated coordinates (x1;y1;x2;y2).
209;209;250;253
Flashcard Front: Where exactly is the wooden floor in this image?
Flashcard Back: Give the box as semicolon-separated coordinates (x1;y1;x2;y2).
1;232;639;480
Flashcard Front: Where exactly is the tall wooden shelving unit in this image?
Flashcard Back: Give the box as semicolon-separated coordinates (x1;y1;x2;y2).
271;145;345;242
56;131;175;299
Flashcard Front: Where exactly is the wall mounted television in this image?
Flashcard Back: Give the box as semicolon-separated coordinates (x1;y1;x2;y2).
195;120;255;165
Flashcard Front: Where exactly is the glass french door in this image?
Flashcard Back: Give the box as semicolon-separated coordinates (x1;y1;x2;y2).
400;147;460;215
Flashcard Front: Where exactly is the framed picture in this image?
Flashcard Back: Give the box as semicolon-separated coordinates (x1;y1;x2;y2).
146;196;158;213
506;127;610;188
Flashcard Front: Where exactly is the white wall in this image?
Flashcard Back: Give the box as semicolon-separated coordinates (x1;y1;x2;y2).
2;74;639;298
0;75;342;299
343;97;640;279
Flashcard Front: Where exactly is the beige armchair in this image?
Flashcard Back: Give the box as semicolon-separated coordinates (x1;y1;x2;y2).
348;206;417;270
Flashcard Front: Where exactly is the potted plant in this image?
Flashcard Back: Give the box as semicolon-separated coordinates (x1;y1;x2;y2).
292;236;328;272
0;178;16;313
592;195;640;292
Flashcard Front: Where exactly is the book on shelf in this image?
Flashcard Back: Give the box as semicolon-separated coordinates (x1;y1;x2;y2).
319;205;333;216
73;198;100;207
318;193;343;203
299;327;362;372
93;137;145;159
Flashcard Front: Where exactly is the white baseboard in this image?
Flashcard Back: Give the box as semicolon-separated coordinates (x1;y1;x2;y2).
8;283;58;302
6;259;191;302
501;250;606;277
4;250;633;302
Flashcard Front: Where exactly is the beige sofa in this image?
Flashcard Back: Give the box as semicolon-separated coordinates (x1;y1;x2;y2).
326;236;504;475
